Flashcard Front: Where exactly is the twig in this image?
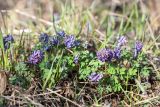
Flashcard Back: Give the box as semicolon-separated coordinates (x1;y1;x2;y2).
134;96;160;105
1;95;27;104
14;9;60;26
23;96;44;107
122;100;131;107
27;89;62;97
98;93;113;101
107;11;129;20
95;29;105;38
47;88;82;107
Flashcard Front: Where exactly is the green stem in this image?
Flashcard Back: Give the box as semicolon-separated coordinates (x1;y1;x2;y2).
126;72;129;91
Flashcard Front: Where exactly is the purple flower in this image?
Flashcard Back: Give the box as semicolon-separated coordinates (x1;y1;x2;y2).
135;41;143;52
64;35;76;48
49;36;59;46
57;30;65;37
88;72;103;82
134;41;143;58
28;50;44;64
74;40;80;46
3;34;14;50
3;34;14;42
73;55;79;64
113;48;121;59
117;36;127;48
97;48;113;62
39;33;49;43
42;45;51;51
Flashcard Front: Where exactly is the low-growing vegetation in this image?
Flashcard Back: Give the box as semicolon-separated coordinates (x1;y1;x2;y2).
0;0;160;106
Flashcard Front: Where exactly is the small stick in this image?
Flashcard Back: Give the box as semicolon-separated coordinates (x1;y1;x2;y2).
47;88;82;107
26;89;61;97
14;9;60;26
23;96;44;107
15;9;52;25
134;96;160;105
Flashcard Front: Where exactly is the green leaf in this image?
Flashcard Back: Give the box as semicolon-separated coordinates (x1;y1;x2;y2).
141;69;150;77
128;68;137;76
119;67;126;75
108;66;116;74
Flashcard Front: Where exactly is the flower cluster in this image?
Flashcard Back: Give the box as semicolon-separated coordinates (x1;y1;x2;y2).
57;30;65;37
39;33;49;44
28;50;44;64
34;31;80;64
113;36;127;59
134;41;143;58
96;36;127;62
3;34;14;50
97;36;143;62
73;55;79;64
64;35;79;48
88;72;103;82
97;48;113;62
39;33;59;51
117;36;127;48
39;31;79;51
113;47;121;59
49;36;59;46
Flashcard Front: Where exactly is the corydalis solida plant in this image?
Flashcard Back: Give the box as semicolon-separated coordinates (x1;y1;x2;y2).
113;47;121;59
96;48;113;62
88;72;103;82
49;36;59;46
39;33;49;44
57;30;66;37
64;35;79;48
73;55;79;64
96;36;128;62
28;50;44;64
3;34;14;50
134;41;143;58
117;36;127;48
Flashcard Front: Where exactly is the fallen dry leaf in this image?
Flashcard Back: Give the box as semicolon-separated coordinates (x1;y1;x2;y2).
0;71;7;95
